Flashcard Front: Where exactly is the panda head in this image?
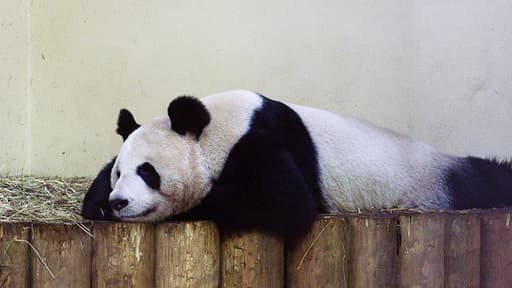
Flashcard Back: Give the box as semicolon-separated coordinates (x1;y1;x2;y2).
109;96;212;222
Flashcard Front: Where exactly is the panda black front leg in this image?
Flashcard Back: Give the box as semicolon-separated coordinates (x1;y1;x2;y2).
181;130;319;239
81;157;116;220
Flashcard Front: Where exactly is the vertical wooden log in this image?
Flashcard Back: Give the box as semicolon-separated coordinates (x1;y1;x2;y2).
398;213;445;288
444;212;480;288
92;222;155;288
286;216;349;288
221;229;284;288
480;209;512;288
31;223;93;288
155;221;220;288
348;214;397;288
0;223;30;288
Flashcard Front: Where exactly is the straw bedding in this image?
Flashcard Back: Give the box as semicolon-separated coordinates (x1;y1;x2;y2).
0;176;91;223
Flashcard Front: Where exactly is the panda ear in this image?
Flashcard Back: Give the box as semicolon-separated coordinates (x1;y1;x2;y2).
116;109;140;141
167;96;211;140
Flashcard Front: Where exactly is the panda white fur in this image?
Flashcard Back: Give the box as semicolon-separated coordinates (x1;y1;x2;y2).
82;90;512;238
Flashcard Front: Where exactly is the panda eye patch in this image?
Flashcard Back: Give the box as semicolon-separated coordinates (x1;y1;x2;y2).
136;162;161;190
116;170;120;178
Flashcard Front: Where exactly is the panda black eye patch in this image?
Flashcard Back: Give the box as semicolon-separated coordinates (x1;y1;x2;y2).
136;162;161;190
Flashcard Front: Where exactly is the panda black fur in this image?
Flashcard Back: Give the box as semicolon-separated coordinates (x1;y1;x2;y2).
81;157;116;220
81;90;512;238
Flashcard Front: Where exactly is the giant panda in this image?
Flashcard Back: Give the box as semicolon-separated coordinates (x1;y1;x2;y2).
82;90;512;238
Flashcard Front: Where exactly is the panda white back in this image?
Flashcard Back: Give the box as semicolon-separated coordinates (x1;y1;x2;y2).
289;104;455;212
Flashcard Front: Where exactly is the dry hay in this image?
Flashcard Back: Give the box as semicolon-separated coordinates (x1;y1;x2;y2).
0;176;91;224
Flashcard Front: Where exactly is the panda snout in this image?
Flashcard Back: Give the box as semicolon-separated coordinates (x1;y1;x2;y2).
109;198;129;211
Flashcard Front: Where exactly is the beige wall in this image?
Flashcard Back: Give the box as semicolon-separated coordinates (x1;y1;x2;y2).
0;0;29;174
1;0;512;177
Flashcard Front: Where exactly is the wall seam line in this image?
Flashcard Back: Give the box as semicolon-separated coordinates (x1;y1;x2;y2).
25;0;32;175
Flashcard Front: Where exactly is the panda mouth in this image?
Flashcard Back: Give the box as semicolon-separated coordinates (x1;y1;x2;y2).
120;205;157;219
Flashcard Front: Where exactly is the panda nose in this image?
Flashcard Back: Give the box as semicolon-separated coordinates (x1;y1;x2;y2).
109;198;129;211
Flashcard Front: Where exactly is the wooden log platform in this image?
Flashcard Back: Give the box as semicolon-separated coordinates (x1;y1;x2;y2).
31;223;93;288
155;221;220;288
0;209;510;287
348;214;397;288
286;216;349;288
480;209;512;288
91;222;155;288
444;212;480;288
398;213;445;288
0;223;30;288
221;229;284;288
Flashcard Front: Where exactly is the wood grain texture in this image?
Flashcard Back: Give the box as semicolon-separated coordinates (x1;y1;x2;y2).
480;210;512;288
0;223;30;288
286;217;349;288
92;222;155;288
348;215;397;288
398;213;445;288
31;224;93;288
221;229;284;288
444;213;480;288
155;221;220;288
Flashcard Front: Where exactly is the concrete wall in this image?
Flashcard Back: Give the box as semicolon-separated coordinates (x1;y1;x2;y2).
0;0;29;174
1;0;511;177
